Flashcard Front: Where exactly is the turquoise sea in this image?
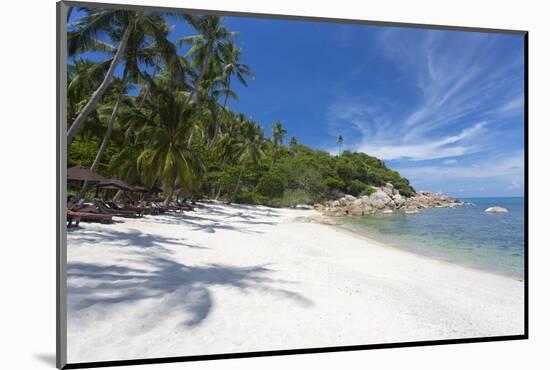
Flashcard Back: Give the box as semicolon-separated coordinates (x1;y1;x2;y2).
339;197;525;278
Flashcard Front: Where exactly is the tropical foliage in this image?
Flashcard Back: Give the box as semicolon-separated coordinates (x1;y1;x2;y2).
67;8;415;206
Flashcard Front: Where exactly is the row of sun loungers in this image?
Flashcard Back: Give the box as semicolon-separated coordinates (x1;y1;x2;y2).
67;200;198;227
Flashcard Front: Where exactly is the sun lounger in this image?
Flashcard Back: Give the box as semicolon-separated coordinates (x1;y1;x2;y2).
96;202;142;217
67;209;112;226
105;201;158;215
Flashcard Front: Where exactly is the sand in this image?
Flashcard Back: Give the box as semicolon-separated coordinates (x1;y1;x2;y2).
66;202;524;363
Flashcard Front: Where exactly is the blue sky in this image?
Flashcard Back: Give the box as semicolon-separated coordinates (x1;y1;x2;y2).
70;10;525;198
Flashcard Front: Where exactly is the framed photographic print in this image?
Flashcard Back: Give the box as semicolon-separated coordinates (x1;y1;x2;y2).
57;1;527;368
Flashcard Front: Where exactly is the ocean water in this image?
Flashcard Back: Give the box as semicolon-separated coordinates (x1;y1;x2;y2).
339;197;525;278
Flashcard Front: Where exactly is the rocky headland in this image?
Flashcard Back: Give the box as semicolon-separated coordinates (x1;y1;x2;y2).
314;183;463;217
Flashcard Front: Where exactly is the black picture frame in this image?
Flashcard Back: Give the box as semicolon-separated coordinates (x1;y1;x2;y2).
56;1;529;368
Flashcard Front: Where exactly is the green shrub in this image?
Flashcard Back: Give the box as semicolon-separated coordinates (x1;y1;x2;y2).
275;189;312;208
255;172;285;198
348;179;367;196
359;185;376;197
234;192;258;205
323;176;345;190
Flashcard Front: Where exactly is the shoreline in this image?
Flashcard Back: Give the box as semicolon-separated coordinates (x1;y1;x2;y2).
326;219;524;281
66;202;524;363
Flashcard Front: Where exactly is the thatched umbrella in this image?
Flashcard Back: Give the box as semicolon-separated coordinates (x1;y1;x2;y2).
67;165;106;182
97;178;133;191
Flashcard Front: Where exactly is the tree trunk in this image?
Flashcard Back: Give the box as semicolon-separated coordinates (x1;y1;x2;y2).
123;63;159;146
67;20;134;146
214;155;229;200
163;188;174;206
81;80;126;194
222;77;231;108
269;147;278;172
187;130;194;149
186;47;212;104
232;165;245;202
208;78;231;150
163;179;178;206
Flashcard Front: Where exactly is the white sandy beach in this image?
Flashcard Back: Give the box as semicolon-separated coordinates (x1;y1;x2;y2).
66;202;524;363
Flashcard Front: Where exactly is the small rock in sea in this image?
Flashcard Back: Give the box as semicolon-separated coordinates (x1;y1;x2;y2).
404;206;419;214
295;204;314;210
485;206;509;213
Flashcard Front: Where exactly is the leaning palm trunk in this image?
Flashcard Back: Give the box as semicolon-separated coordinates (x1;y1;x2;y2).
231;165;246;202
222;78;231;108
163;188;174;206
186;47;211;104
163;179;178;206
214;155;230;200
269;148;278;172
123;63;159;146
208;78;231;149
67;20;134;146
187;131;194;149
80;81;125;194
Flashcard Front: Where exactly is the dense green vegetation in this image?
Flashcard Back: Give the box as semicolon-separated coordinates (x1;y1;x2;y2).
67;8;415;206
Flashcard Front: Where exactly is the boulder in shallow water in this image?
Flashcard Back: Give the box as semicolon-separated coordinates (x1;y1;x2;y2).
348;205;365;216
295;204;314;210
404;206;419;214
485;206;508;213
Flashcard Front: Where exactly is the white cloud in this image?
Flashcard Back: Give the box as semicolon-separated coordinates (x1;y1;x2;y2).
355;122;487;161
497;95;524;115
323;29;524;196
325;30;523;165
397;152;524;183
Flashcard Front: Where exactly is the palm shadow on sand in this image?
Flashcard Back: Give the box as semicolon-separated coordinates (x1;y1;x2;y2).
68;227;208;253
67;256;313;328
148;212;276;232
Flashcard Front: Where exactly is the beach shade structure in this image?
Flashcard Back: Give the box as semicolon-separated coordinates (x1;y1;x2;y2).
67;165;107;182
97;178;134;192
131;183;163;193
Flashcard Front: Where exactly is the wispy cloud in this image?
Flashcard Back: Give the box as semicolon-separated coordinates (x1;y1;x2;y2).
497;95;524;115
324;28;524;194
355;122;487;161
397;151;524;181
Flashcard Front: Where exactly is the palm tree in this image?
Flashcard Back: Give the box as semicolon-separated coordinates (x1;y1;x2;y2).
288;136;298;154
67;9;181;146
179;15;234;104
79;13;180;193
122;37;190;146
232;121;265;201
66;8;135;145
220;39;254;108
269;120;287;171
204;39;254;148
137;84;204;205
214;112;246;200
67;58;112;139
337;135;344;155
